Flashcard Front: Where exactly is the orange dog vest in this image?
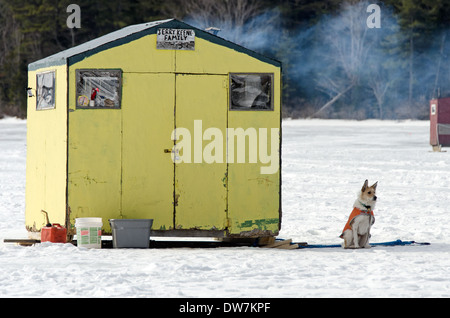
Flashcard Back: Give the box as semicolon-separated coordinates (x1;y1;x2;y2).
340;207;374;238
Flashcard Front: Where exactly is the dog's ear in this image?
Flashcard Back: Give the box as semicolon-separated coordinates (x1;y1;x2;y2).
371;181;378;190
362;179;369;192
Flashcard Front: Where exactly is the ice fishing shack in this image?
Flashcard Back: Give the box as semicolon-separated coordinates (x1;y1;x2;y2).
430;97;450;151
25;19;282;240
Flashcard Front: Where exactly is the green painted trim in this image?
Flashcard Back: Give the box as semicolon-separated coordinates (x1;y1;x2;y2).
28;59;66;72
239;218;279;230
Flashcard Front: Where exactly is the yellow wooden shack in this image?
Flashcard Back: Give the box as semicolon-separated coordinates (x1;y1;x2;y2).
26;19;281;240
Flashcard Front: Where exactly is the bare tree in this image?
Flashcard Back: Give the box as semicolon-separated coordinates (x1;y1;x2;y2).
163;0;276;48
0;1;21;67
0;0;22;113
367;71;390;119
166;0;263;27
310;1;375;118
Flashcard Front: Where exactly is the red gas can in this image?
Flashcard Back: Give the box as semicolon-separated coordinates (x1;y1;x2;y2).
41;224;67;243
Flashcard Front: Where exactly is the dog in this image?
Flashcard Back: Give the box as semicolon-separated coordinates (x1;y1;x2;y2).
340;180;377;249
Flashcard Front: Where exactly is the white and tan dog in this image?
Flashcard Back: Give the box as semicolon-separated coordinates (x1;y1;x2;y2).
340;180;377;249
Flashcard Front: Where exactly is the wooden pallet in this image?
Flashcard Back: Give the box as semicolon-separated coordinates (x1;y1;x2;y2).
259;238;299;249
3;239;40;247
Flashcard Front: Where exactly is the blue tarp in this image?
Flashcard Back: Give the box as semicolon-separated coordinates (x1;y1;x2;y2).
297;239;430;249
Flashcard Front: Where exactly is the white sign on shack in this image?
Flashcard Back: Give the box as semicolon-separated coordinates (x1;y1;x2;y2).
156;28;195;50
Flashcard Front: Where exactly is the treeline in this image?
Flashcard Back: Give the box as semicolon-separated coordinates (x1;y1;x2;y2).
0;0;449;119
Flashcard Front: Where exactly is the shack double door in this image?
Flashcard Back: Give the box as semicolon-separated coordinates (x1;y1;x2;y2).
125;73;228;233
69;73;228;234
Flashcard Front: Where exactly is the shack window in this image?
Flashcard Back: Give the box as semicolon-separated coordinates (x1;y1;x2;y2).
230;73;273;110
76;69;122;108
36;71;56;110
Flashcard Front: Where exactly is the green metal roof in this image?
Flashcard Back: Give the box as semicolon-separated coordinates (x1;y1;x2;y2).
28;19;281;71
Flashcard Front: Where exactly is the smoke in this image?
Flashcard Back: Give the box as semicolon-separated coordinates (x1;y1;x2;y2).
289;1;404;118
184;8;282;52
185;1;450;119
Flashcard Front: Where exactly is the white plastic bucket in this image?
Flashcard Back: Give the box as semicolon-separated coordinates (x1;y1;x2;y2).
75;217;103;249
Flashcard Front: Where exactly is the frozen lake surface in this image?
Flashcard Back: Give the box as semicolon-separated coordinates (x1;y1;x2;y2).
0;117;449;297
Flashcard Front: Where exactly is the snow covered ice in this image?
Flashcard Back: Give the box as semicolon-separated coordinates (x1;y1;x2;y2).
1;117;449;297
